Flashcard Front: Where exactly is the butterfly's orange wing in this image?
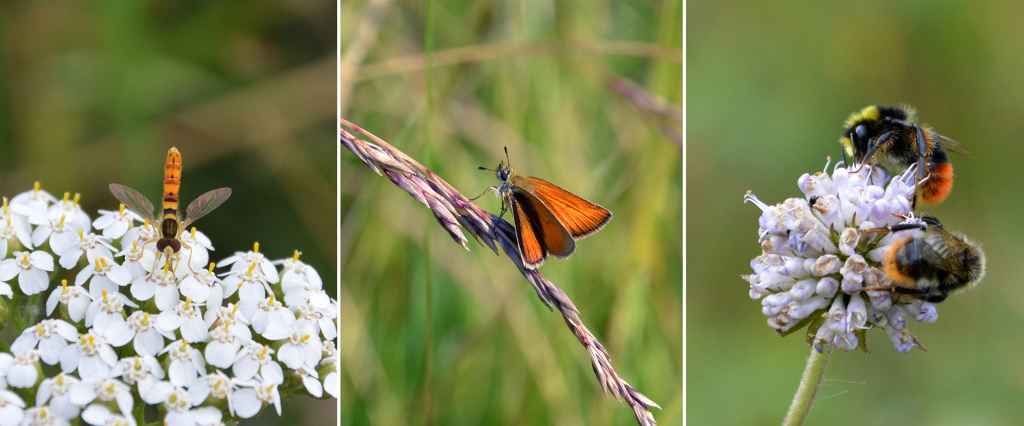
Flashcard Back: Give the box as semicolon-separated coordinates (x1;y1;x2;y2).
511;196;547;268
513;191;575;259
513;176;612;239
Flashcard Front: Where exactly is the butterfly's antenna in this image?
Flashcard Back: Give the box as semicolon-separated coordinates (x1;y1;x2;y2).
478;166;493;172
504;146;511;169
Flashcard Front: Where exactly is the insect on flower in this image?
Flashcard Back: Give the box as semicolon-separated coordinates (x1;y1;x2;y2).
476;148;612;269
839;105;963;207
109;147;231;275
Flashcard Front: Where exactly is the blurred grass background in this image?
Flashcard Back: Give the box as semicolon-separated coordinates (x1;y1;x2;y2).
340;1;681;425
0;2;336;424
689;1;1024;424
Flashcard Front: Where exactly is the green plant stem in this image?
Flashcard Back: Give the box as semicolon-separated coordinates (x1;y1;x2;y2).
782;346;831;426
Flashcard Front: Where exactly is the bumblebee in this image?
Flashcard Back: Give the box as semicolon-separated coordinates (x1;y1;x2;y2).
865;216;985;303
840;105;961;206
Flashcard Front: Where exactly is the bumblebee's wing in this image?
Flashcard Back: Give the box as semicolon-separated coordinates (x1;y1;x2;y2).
109;183;156;220
182;187;232;228
934;132;967;155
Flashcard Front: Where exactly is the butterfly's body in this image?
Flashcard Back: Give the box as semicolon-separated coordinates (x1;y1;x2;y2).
484;149;611;269
110;147;232;274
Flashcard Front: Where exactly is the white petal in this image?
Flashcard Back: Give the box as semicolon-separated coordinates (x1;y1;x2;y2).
204;342;237;369
156;285;179;312
59;347;79;373
302;374;323;398
324;372;339;399
108;265;132;286
10;334;37;356
131;278;157;301
69;297;89;322
134;329;165;357
69;382;98;405
19;268;49;295
46;290;61;315
30;251;54;271
169;361;196;388
104;321;134;347
0;260;18;281
262;361;284;385
229;388;261;418
277;344;302;370
78;356;110;381
179;277;209;302
38;337;67;365
156;311;182;332
232;357;259;381
181;317;208;343
81;404;110;425
139;379;172;405
58;250;83;270
7;364;37;388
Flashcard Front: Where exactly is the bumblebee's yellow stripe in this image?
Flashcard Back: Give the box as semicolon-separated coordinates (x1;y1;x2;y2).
162;147;182;215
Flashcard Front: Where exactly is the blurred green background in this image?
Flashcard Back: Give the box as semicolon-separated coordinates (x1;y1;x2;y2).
0;2;336;424
341;1;680;425
689;1;1023;424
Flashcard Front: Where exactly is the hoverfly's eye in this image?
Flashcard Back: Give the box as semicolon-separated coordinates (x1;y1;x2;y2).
854;124;869;141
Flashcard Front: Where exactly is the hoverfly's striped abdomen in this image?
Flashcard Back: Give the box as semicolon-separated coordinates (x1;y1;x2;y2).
162;147;182;217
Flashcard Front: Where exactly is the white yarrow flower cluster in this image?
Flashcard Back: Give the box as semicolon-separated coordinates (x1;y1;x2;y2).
743;163;939;353
0;183;339;425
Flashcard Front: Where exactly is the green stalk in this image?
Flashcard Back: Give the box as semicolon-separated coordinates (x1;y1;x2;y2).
782;346;831;426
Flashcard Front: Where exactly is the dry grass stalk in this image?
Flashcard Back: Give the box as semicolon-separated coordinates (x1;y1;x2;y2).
607;76;682;146
340;118;660;425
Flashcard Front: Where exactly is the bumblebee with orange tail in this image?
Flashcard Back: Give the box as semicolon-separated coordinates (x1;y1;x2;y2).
840;105;962;206
864;216;985;303
110;147;232;272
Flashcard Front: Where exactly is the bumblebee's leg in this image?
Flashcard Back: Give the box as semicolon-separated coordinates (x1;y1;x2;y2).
860;221;926;246
893;286;948;303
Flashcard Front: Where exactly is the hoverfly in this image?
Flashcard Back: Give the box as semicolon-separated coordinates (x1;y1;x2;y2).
109;147;231;273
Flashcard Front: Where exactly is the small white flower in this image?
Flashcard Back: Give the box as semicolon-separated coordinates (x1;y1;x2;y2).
59;332;118;381
20;406;70;426
51;230;113;271
204;323;246;369
232;343;283;385
156;299;208;343
69;375;133;419
161;340;205;388
9;182;56;226
45;192;91;233
229;380;280;418
163;387;204;426
11;320;78;365
37;373;82;420
0;389;25;426
125;311;174;357
80;404;133;426
85;290;139;347
76;257;132;300
6;351;39;388
113;356;167;404
251;296;295;340
179;263;223;308
0;198;34;259
274;250;322;307
45;280;92;322
277;320;321;370
221;263;274;321
218;242;278;284
187;371;248;417
130;264;180;312
0;250;54;295
92;205;141;240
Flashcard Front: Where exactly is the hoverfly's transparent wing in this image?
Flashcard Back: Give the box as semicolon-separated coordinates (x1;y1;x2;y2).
109;183;156;221
183;187;232;228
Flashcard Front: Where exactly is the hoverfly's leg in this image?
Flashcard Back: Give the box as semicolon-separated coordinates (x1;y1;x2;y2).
148;249;163;280
182;241;198;275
